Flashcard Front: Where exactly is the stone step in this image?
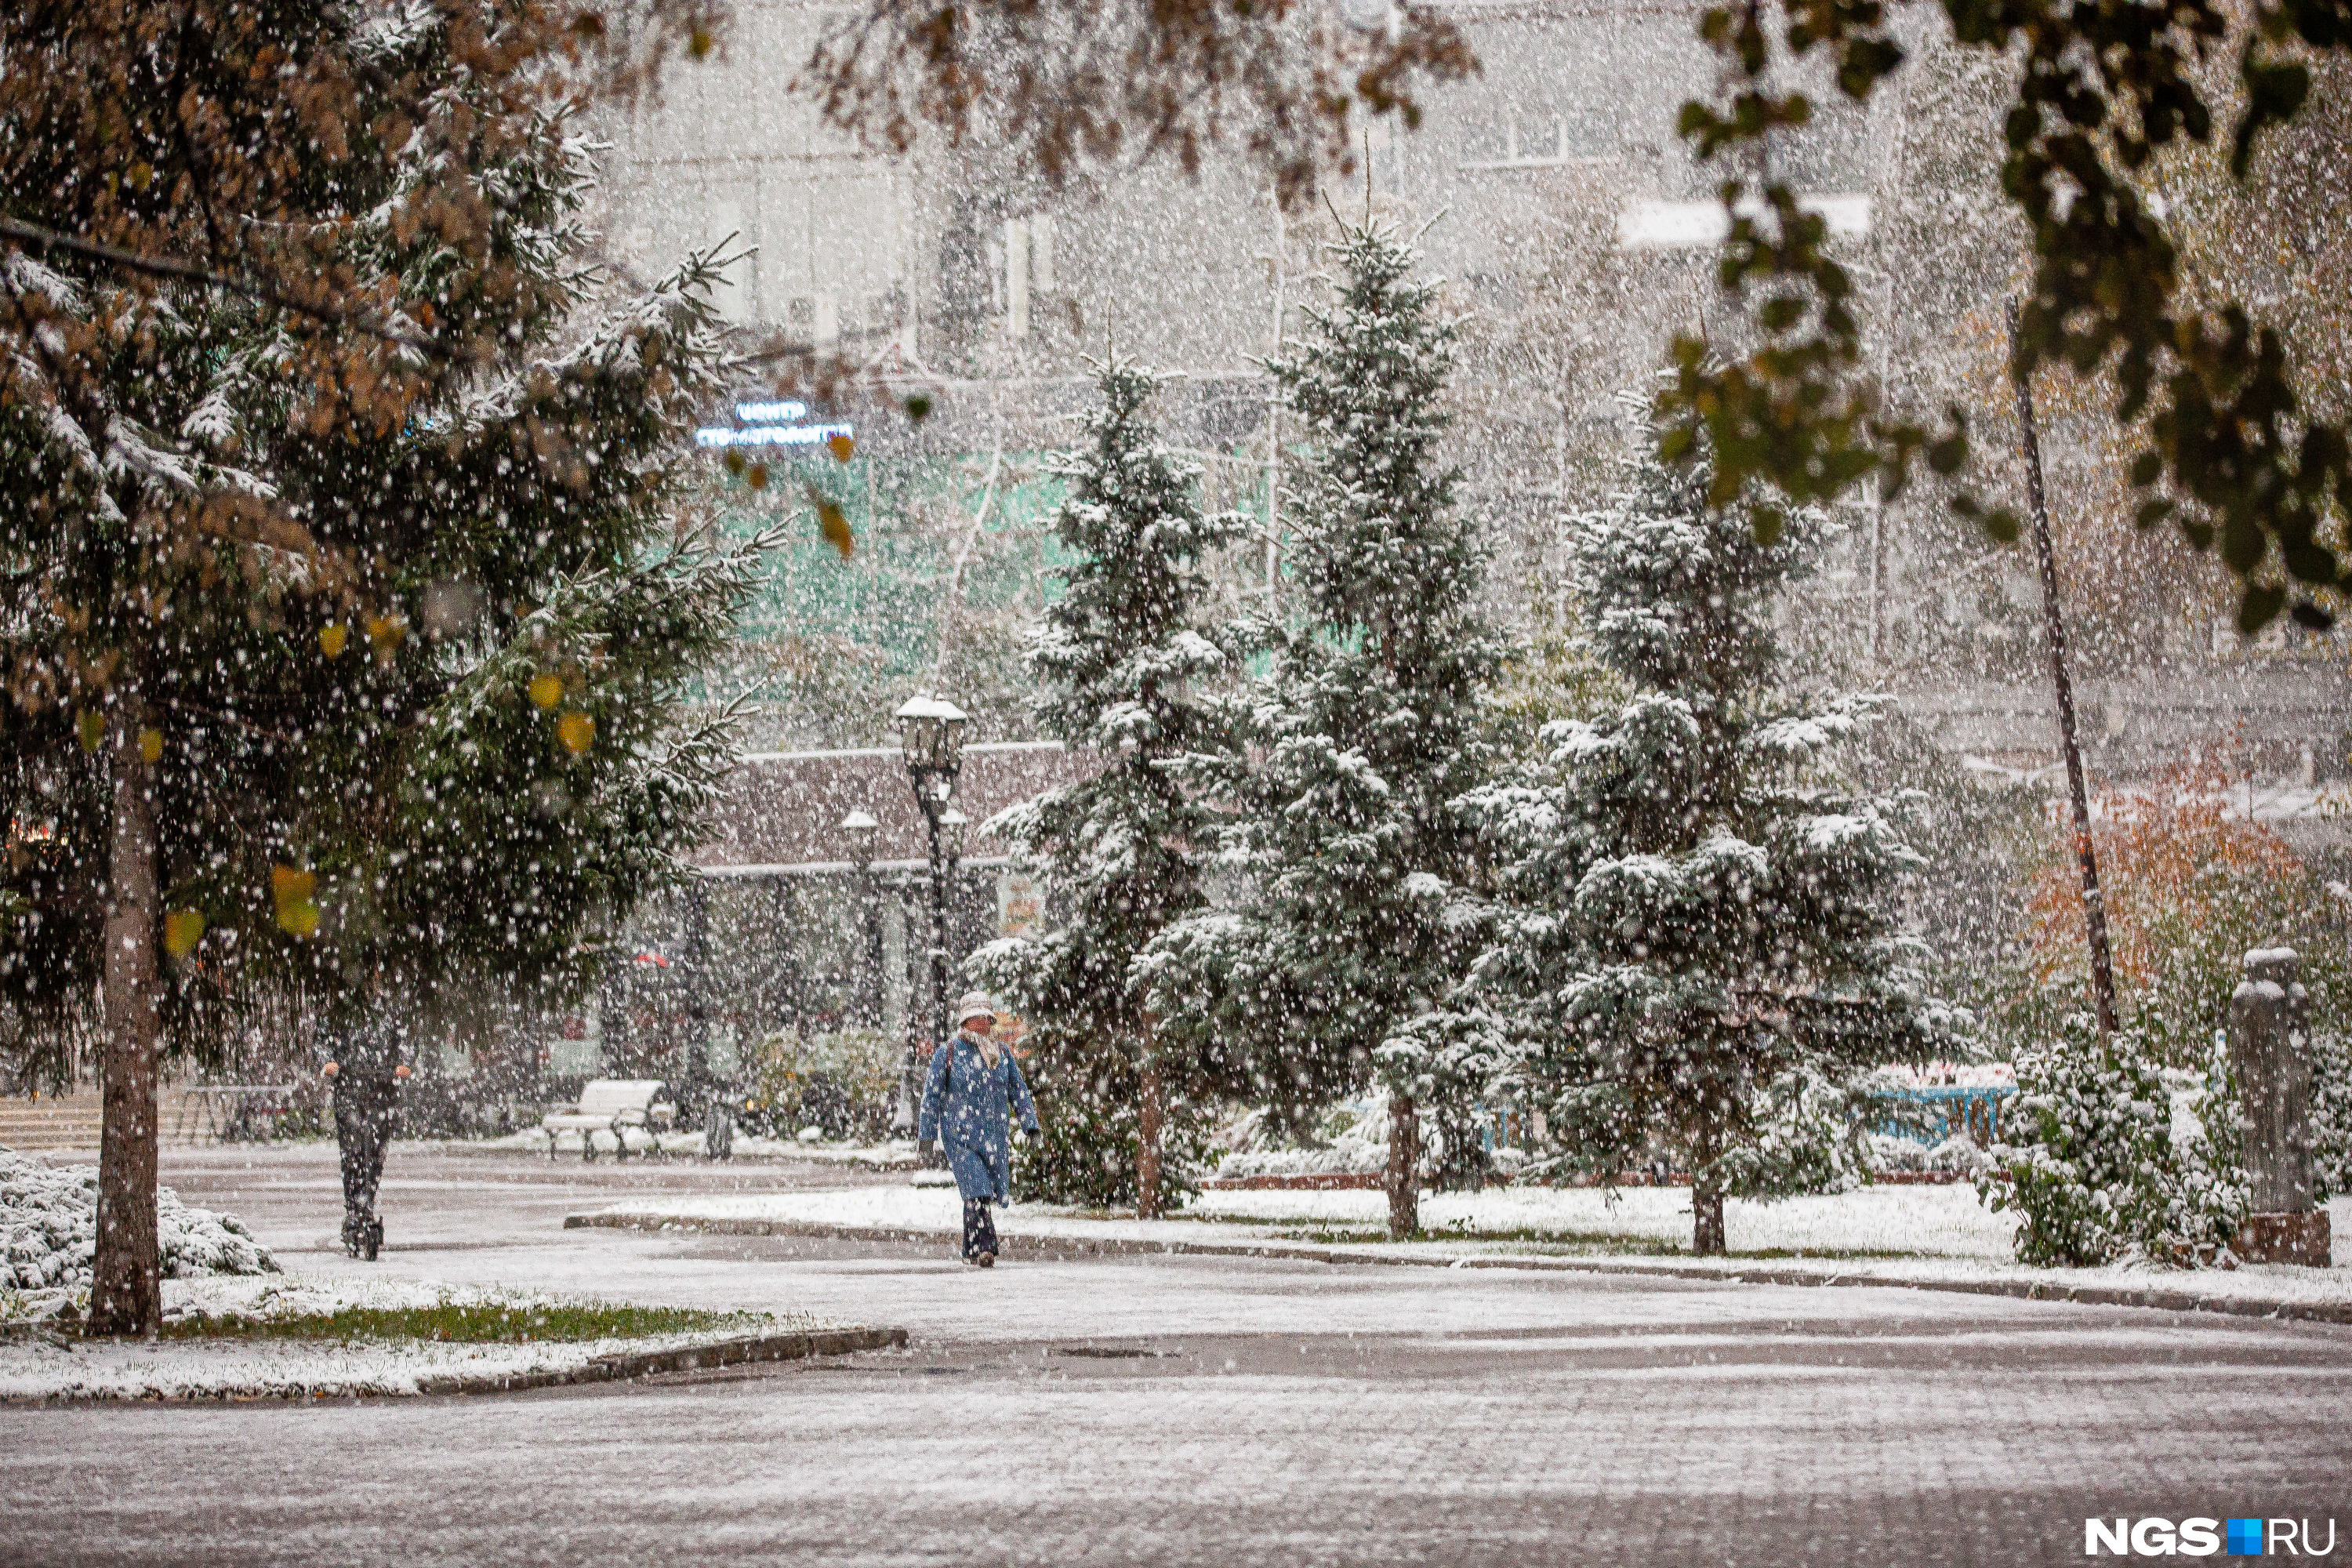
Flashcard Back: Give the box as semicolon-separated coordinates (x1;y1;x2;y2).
0;1094;105;1151
0;1092;225;1152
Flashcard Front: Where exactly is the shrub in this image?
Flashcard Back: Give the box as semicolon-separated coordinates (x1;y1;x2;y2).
2314;1031;2352;1202
1978;1018;2242;1267
2;1150;277;1293
1011;1040;1214;1210
745;1029;899;1142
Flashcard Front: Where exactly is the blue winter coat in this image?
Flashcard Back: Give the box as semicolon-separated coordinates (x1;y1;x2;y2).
918;1033;1040;1204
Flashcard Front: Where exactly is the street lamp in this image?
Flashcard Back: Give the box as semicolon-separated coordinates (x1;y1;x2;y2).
840;810;881;1031
891;695;968;1136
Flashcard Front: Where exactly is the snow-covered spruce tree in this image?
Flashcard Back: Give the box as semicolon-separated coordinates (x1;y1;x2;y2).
968;360;1243;1215
1461;443;1947;1256
0;6;761;1334
1146;217;1506;1238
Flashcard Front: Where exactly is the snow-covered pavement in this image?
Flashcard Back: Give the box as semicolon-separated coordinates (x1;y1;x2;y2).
2;1143;2347;1566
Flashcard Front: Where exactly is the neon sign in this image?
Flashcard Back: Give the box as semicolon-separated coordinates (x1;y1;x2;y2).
696;399;854;449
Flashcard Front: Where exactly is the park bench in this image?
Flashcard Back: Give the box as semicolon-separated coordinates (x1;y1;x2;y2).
540;1079;674;1161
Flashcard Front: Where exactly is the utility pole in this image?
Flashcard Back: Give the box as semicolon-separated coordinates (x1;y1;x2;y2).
2007;299;2120;1040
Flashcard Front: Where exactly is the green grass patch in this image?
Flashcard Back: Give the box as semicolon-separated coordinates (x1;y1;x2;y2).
160;1298;759;1345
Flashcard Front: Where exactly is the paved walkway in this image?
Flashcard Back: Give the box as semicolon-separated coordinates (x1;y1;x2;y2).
3;1144;2347;1566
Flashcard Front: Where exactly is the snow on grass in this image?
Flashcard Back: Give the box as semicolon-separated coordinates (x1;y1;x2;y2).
578;1184;2352;1309
463;1127;919;1164
585;1181;2013;1256
0;1273;827;1403
1189;1182;2024;1255
2;1149;275;1294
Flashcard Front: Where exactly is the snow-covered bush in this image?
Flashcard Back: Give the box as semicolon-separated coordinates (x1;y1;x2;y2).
1211;1100;1525;1183
1977;1020;2241;1267
2314;1031;2352;1201
2;1149;277;1294
1864;1134;1994;1178
1215;1102;1389;1179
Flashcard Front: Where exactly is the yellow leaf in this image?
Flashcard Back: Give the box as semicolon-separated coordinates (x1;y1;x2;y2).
746;462;769;491
140;728;163;764
271;865;315;906
529;673;564;710
277;899;320;938
557;712;596;754
804;482;854;557
688;25;713;56
164;910;207;959
367;615;405;653
319;624;348;658
826;433;855;463
78;711;104;753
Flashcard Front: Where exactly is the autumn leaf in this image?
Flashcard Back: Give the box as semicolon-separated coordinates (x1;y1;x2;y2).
746;462;769;491
805;482;854;557
272;865;321;938
319;623;348;658
827;433;855;463
163;909;207;959
78;711;103;753
140;728;163;764
557;712;596;753
529;673;564;710
271;865;315;906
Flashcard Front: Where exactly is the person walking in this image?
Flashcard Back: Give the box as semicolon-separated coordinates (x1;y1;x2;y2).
917;992;1039;1266
321;984;412;1261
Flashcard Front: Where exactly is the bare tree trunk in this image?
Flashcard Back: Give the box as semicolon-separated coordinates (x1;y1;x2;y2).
1135;1029;1165;1221
89;706;162;1338
1690;1117;1726;1257
2009;298;2119;1042
1386;1091;1418;1239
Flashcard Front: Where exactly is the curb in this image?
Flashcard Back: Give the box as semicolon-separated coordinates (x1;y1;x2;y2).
413;1326;909;1396
568;1211;2352;1327
3;1327;907;1406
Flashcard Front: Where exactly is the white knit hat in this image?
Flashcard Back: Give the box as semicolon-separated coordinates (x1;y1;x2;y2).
955;992;999;1025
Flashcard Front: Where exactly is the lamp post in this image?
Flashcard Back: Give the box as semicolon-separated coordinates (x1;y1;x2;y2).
840;809;881;1030
892;696;968;1137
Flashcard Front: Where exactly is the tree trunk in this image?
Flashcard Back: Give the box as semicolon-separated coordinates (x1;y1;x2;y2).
89;706;163;1338
1690;1118;1726;1258
1135;1038;1165;1221
2009;298;2119;1041
1386;1091;1418;1239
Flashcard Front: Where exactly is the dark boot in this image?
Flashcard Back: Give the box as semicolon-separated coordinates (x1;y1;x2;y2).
963;1200;1000;1264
